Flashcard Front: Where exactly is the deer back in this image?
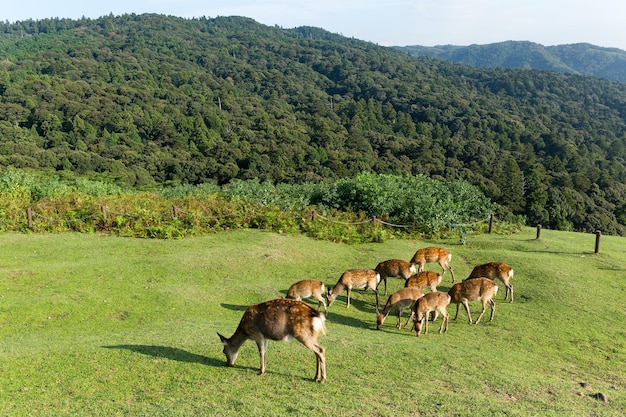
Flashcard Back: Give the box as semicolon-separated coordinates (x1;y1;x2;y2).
405;271;443;290
335;269;380;290
380;287;424;315
286;279;326;300
466;262;513;282
410;246;451;265
250;299;321;339
449;277;498;304
375;259;416;279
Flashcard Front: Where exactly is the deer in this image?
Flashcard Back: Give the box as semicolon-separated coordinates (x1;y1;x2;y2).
326;269;380;309
404;270;443;293
375;286;424;330
448;277;498;324
465;262;514;302
410;246;456;283
374;259;417;296
286;279;328;312
410;291;451;337
217;298;327;383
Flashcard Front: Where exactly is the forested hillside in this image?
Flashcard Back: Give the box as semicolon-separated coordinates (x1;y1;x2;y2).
395;41;626;83
0;14;625;235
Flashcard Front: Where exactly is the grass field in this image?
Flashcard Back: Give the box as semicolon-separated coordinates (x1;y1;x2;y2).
0;228;624;416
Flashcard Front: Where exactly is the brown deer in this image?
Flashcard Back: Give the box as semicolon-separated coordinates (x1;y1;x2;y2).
286;279;328;312
404;270;443;293
448;278;498;324
374;259;417;296
410;291;451;337
410;246;456;283
327;269;380;309
376;287;424;330
465;262;514;302
217;298;327;383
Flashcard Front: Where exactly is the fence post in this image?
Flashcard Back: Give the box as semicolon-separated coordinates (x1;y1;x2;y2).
26;207;33;230
311;210;316;221
488;213;494;234
100;204;107;222
172;205;179;219
536;224;542;240
595;230;601;254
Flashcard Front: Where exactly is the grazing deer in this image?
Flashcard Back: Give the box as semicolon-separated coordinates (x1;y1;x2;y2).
410;246;456;283
465;262;514;302
375;259;417;296
404;270;443;293
376;287;424;330
286;279;328;312
327;269;380;309
217;298;327;383
410;291;451;337
448;278;498;324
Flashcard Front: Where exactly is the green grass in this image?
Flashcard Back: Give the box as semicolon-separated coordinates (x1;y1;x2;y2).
0;228;624;416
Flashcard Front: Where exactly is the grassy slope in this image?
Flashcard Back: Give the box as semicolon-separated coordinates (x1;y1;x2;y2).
0;229;624;416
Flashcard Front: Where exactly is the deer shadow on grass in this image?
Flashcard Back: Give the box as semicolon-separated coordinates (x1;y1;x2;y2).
103;344;223;367
220;303;250;312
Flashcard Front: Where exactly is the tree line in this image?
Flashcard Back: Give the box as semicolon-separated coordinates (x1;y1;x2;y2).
0;14;624;235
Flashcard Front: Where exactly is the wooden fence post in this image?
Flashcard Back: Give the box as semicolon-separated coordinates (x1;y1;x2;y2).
172;205;179;219
311;210;316;221
536;224;542;240
26;208;33;230
488;213;494;234
100;204;107;222
595;230;601;254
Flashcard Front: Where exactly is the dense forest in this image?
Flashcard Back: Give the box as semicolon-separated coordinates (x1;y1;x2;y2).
395;41;626;83
0;14;625;235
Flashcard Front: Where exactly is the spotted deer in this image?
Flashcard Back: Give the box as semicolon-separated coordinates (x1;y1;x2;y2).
465;262;514;302
217;298;327;383
448;277;498;324
286;279;327;312
404;270;443;293
376;287;424;330
410;291;451;337
410;246;456;283
326;269;380;309
374;259;417;296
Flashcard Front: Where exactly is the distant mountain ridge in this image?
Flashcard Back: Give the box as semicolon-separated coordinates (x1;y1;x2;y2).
394;41;626;83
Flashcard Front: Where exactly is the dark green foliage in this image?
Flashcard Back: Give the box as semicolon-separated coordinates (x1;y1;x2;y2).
0;15;625;235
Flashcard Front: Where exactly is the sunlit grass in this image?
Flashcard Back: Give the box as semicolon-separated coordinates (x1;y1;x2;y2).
0;228;624;416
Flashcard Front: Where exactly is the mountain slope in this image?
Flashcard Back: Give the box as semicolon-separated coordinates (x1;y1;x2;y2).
0;14;625;235
395;41;626;83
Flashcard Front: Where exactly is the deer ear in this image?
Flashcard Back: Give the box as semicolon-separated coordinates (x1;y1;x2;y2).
217;333;227;344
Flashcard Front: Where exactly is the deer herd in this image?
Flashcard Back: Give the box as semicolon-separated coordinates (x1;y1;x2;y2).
218;245;515;383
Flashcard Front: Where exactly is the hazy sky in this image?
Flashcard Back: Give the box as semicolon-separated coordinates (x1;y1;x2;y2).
3;0;626;50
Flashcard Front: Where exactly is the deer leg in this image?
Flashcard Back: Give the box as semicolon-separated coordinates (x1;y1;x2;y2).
463;301;473;324
474;300;488;324
489;298;496;321
256;338;269;375
374;289;380;310
447;264;456;283
453;303;460;320
301;339;326;383
346;288;351;308
439;310;449;333
377;275;388;296
405;311;414;328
